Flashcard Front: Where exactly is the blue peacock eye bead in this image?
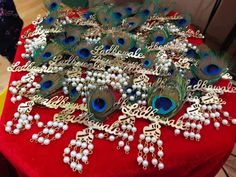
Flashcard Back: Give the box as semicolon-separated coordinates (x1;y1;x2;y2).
143;59;153;68
155;36;166;45
46;16;54;24
76;48;91;60
117;38;125;46
142;9;150;16
42;52;52;60
178;18;187;27
63;36;76;45
152;96;176;115
70;87;78;97
50;2;58;11
186;49;197;58
125;7;133;15
203;64;222;76
41;80;53;91
92;98;107;113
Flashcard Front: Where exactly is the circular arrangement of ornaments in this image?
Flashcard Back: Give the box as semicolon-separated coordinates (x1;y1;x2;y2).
4;0;236;174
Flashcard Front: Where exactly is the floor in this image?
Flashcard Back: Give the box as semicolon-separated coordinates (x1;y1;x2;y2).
0;1;235;176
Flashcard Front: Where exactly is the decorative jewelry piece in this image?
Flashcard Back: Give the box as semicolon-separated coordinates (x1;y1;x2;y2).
4;0;236;173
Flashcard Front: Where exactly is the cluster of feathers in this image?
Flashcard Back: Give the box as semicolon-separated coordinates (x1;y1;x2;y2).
30;0;229;121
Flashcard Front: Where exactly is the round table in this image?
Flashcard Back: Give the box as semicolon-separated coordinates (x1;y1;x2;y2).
0;24;236;177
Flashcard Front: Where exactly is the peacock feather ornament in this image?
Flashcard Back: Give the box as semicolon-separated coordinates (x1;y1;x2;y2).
4;0;236;174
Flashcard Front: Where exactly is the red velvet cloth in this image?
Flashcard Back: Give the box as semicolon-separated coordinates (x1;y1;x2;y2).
0;25;236;177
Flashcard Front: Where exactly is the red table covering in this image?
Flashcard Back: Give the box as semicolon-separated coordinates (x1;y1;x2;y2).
0;25;236;177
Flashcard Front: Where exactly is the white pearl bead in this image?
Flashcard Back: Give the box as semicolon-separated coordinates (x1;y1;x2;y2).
127;124;132;130
222;119;228;125
158;150;164;157
11;97;16;103
82;156;88;162
16;95;22;101
203;113;209;118
137;144;143;150
64;147;70;154
158;162;164;170
70;139;76;146
6;121;13;126
232;119;236;124
200;117;206;122
131;127;137;133
185;122;190;127
118;141;124;147
128;135;134;142
27;115;33;121
183;131;189;138
76;164;83;171
139;134;145;140
217;105;222;110
70;162;77;169
63;156;70;164
81;142;87;148
58;122;64;128
212;104;217;109
223;112;229;117
25;124;31;130
214;122;220;128
76;153;82;160
55;133;61;139
207;105;212;110
189;132;195;139
37;122;44;128
44;139;50;145
196;124;202;130
143;147;149;154
70;151;76;157
108;135;115;141
149;146;155;153
14;112;20;118
76;141;82;147
142;160;149;167
124;145;130;152
98;133;104;139
38;137;44;143
174;129;181;135
195;133;201;140
210;113;215;118
88;144;94;150
145;136;151;142
62;125;68;130
47;121;53;127
83;149;89;156
43;128;49;134
5;127;11;132
204;119;210;125
202;105;207;110
34;114;40;120
152;158;158;166
53;122;58;127
151;137;157;143
123;133;128;139
137;156;143;164
215;112;220;117
157;140;163;146
49;129;55;135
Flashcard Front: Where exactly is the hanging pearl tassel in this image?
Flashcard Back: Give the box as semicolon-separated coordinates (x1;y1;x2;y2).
115;115;137;154
63;128;94;173
31;121;68;145
5;101;36;134
9;73;40;104
137;134;164;170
